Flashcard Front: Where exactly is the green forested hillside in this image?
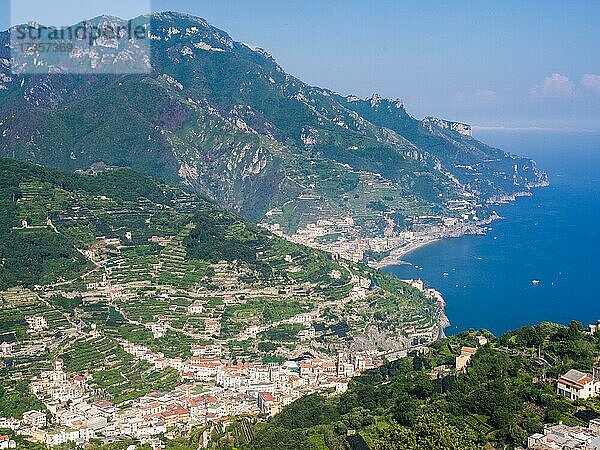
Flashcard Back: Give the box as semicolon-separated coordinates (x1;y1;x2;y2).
220;321;600;450
0;157;181;289
0;13;547;240
0;158;443;405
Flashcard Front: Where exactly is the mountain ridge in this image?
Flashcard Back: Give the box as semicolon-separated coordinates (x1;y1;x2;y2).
0;12;548;262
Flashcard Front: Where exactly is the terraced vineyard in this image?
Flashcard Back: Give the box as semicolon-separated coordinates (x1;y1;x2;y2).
61;336;132;373
0;288;72;340
60;335;180;405
93;360;179;405
0;158;445;404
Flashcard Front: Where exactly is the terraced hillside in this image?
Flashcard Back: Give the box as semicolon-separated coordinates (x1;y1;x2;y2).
0;13;547;257
0;158;444;405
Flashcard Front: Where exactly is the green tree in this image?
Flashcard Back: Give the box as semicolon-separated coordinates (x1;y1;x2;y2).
371;414;482;450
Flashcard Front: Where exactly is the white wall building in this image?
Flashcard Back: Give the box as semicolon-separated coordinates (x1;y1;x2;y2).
45;429;80;447
556;369;599;401
22;410;47;429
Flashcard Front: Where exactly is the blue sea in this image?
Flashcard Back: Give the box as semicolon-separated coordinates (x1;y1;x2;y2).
384;131;600;336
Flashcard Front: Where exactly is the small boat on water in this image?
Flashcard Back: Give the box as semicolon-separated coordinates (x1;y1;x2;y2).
532;279;540;285
443;272;449;277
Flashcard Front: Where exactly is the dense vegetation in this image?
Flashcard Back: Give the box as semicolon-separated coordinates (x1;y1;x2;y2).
184;209;273;278
0;13;546;238
0;380;47;418
215;322;600;449
0;157;184;289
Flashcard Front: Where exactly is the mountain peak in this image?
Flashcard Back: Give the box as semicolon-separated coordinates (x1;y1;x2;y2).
423;116;473;137
369;93;383;108
146;10;211;28
90;14;124;22
392;98;405;109
366;93;404;110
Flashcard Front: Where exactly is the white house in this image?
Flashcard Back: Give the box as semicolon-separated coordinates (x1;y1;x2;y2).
0;418;19;431
0;342;13;356
45;429;80;447
22;410;47;429
188;302;204;314
556;369;599;401
26;316;47;332
191;344;222;358
0;435;16;449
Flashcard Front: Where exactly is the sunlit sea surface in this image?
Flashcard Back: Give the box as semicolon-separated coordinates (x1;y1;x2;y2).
385;132;600;335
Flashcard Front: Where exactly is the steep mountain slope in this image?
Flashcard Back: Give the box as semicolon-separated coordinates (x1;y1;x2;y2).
0;12;547;259
0;158;445;388
337;94;547;201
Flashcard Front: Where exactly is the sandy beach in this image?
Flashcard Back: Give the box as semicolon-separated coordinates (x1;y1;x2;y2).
370;213;501;269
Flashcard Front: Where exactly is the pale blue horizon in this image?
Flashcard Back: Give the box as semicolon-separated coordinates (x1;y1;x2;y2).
2;0;600;132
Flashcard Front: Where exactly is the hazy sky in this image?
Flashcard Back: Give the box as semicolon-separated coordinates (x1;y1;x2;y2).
3;0;600;131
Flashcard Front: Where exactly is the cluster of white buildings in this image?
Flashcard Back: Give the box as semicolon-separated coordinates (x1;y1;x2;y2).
556;368;600;401
261;197;483;263
18;359;116;447
6;342;378;448
122;336;375;408
526;420;600;449
522;367;600;448
0;435;16;449
261;216;408;263
6;357;168;447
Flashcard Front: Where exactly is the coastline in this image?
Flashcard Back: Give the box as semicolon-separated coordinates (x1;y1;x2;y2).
371;181;550;270
373;216;500;341
369;213;500;269
376;181;550;340
398;278;451;343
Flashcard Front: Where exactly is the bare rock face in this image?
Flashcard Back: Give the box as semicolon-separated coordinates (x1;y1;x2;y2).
350;325;412;355
422;116;473;137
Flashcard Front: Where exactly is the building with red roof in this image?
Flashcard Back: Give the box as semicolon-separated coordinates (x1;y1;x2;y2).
257;392;280;416
160;405;189;427
557;369;599;401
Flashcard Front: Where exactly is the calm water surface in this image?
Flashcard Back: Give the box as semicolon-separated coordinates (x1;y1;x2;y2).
384;132;600;335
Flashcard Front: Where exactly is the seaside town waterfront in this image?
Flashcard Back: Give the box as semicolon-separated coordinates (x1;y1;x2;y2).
260;196;542;268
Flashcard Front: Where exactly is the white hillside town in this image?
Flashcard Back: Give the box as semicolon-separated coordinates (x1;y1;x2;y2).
1;335;497;448
525;420;600;450
0;302;498;449
3;351;369;447
0;2;594;449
